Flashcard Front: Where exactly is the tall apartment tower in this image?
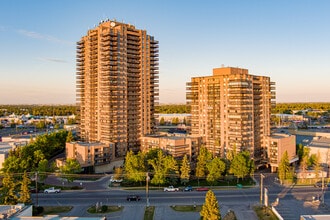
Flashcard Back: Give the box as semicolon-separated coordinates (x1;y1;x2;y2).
186;67;275;162
76;20;159;158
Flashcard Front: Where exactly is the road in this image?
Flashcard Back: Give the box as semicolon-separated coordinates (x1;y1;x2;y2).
32;173;330;219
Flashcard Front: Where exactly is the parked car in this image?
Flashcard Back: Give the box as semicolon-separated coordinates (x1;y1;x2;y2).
29;187;39;193
196;187;209;191
164;186;179;192
44;187;61;193
127;195;141;201
110;176;123;183
314;181;329;188
184;186;193;191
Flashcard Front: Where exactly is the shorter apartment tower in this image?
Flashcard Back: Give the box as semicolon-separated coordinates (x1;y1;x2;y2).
140;135;203;161
186;67;275;162
269;133;297;172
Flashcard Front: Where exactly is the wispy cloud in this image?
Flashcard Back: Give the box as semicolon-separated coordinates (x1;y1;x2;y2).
17;29;73;45
37;57;68;63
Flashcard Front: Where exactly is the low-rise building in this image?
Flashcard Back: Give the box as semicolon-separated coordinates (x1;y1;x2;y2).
306;136;330;167
140;135;203;161
60;142;115;172
269;133;298;172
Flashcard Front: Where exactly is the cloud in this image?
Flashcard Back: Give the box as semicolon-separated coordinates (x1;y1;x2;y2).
17;29;73;45
37;57;67;63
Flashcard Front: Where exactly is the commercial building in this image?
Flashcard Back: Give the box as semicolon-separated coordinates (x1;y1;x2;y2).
76;20;159;159
306;136;330;167
269;132;297;172
186;67;275;162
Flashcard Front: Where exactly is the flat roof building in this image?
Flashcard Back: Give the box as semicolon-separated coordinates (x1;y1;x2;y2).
76;20;159;159
187;67;275;162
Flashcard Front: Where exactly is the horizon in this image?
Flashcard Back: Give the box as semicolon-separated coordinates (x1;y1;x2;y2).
1;0;329;104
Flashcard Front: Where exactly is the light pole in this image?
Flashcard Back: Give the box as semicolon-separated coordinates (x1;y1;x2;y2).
146;172;150;207
260;174;265;205
35;172;39;207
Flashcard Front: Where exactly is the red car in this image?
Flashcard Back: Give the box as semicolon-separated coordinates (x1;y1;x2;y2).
196;187;209;191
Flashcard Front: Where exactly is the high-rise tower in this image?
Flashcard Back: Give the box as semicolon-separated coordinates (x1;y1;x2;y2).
76;20;159;158
186;67;275;162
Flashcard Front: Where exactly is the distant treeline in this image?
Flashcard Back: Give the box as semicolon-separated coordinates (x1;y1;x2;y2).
273;103;330;114
0;105;77;117
1;103;330;116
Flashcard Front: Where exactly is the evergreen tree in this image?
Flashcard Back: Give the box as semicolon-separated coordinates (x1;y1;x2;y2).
196;147;213;181
278;151;292;184
180;155;190;185
18;171;31;204
313;151;322;179
1;173;18;205
200;190;221;220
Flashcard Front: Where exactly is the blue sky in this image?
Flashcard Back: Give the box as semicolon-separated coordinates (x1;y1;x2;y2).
0;0;329;104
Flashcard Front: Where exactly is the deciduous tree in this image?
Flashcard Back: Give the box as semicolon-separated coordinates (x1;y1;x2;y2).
206;157;226;184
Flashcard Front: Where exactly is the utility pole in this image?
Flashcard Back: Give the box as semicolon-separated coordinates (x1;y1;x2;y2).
260;174;265;205
146;172;150;207
35;172;38;207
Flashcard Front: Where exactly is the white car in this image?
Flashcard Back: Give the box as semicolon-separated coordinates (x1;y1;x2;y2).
110;176;123;183
44;187;61;193
164;186;179;192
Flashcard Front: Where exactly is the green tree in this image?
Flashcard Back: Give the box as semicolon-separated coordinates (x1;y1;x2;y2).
313;151;322;179
206;157;226;185
59;158;81;182
1;173;18;205
160;117;165;125
37;159;50;182
200;190;221;220
148;150;178;185
180;155;190;185
196;147;213;182
124;151;146;183
18;171;31;204
299;147;310;181
278;151;292;184
66;131;74;142
229;151;254;181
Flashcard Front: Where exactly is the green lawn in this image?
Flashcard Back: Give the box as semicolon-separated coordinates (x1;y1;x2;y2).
144;206;155;220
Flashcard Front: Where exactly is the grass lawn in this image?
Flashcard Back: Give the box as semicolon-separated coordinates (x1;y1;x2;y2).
34;206;73;216
254;206;279;220
87;205;123;214
144;206;155;220
171;205;202;212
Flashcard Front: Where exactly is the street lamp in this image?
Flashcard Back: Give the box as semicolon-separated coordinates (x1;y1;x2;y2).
35;172;39;207
146;172;150;207
260;174;265;205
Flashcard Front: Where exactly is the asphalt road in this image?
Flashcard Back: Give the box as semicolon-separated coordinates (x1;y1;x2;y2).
32;173;330;219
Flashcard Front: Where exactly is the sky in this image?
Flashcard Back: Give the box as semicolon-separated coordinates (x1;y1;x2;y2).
0;0;329;105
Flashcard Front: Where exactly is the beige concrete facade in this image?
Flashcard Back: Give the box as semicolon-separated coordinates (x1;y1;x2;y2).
269;133;297;172
186;67;275;162
65;142;114;168
140;135;203;161
76;20;159;158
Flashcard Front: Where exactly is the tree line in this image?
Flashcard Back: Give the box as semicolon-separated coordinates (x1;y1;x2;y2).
121;147;254;186
0;105;77;117
1;103;330;117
